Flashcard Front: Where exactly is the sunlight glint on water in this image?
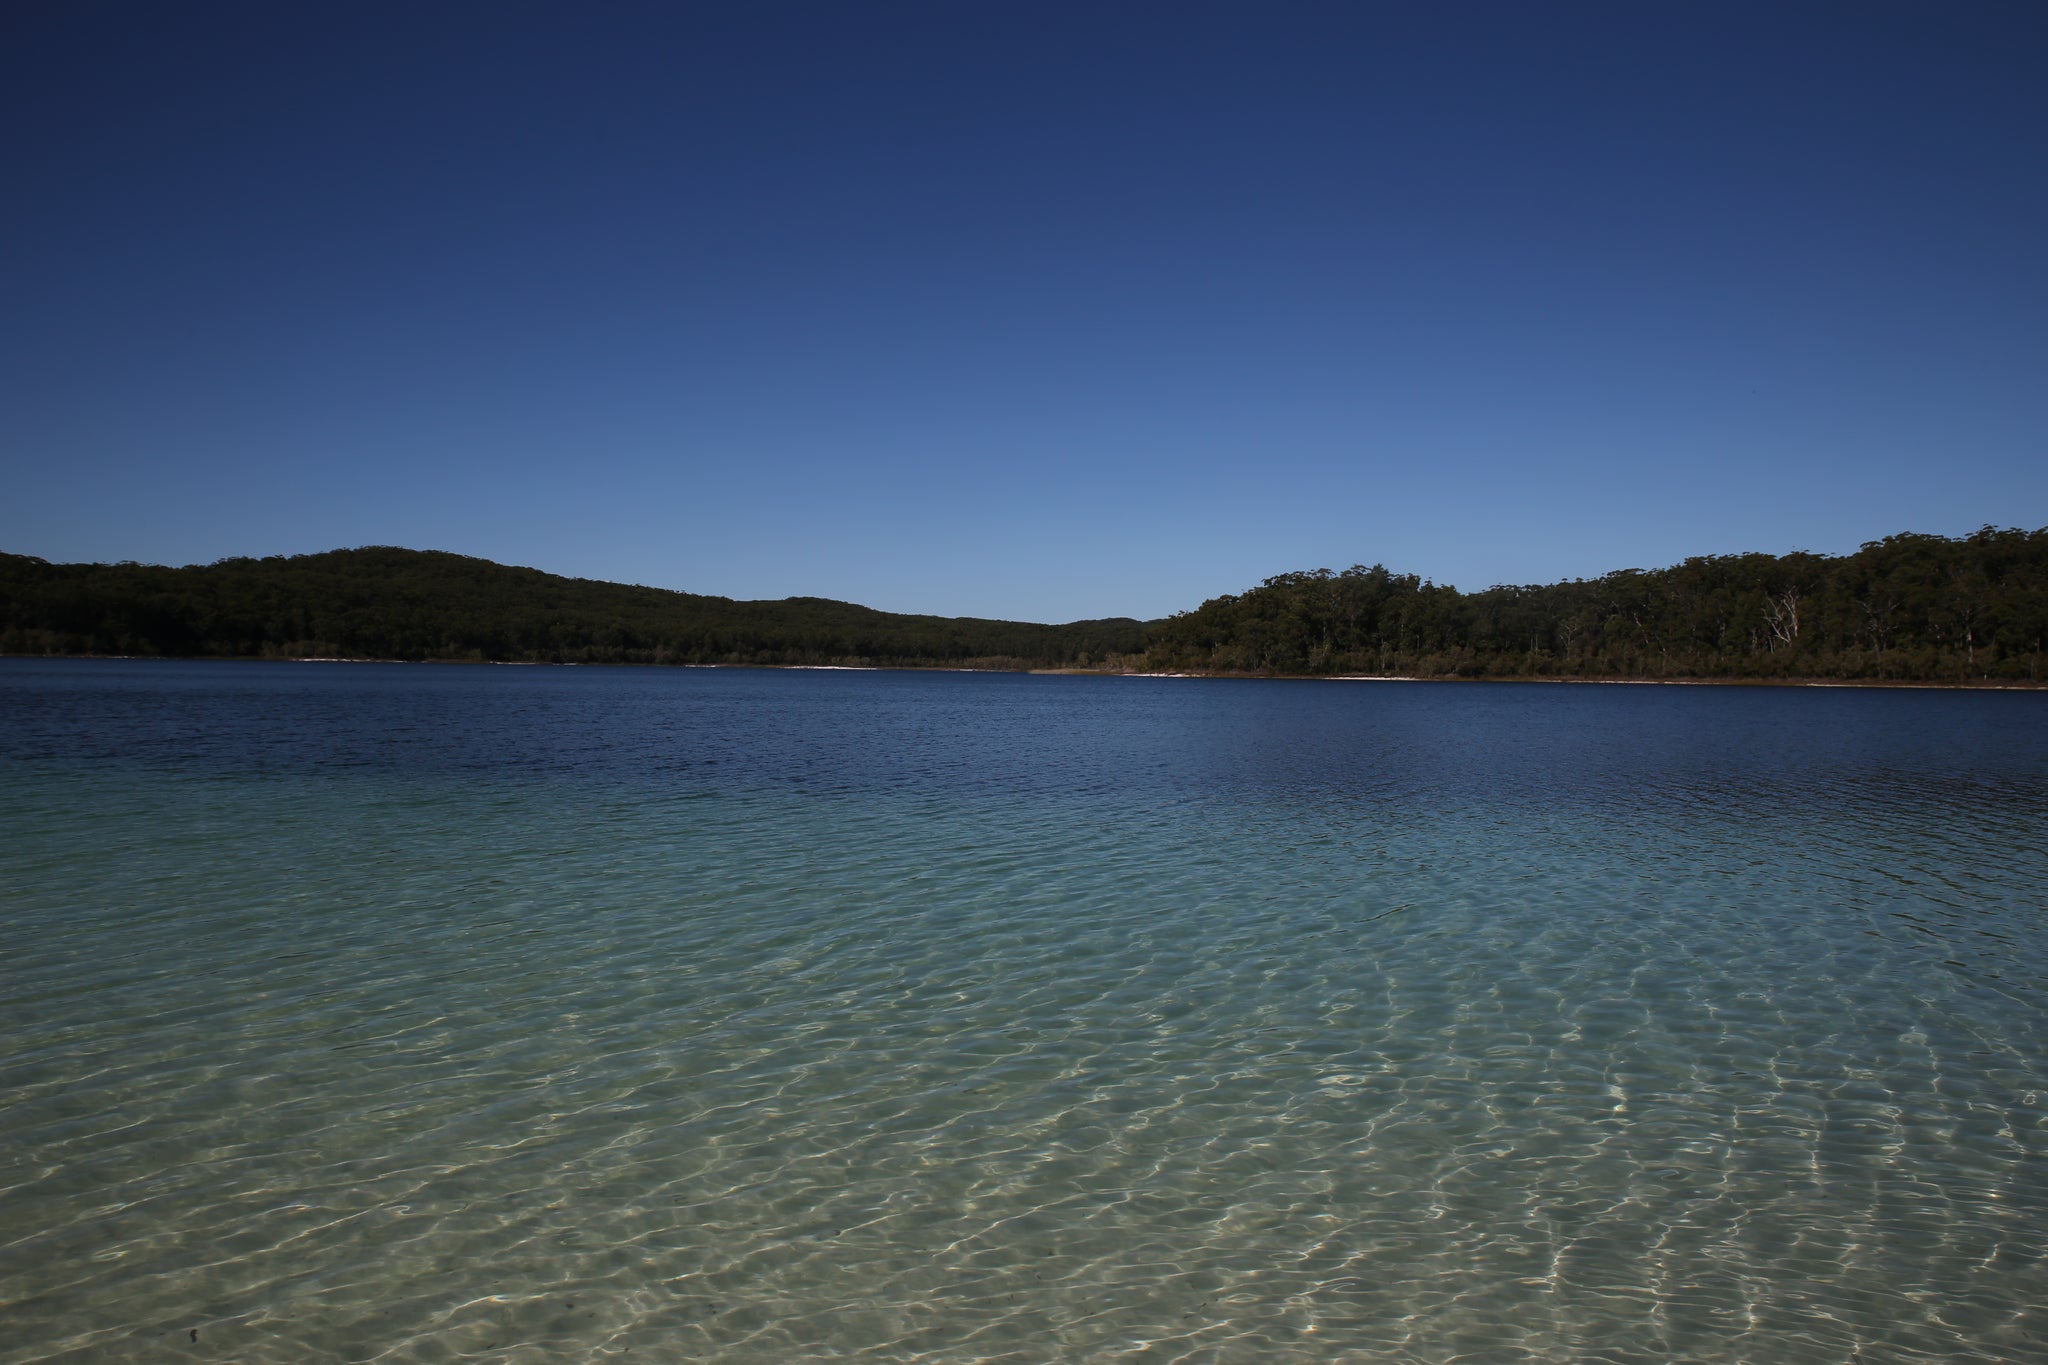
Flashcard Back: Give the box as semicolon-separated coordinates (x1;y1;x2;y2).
2;660;2044;1363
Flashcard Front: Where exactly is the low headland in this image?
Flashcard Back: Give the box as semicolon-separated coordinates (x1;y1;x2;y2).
3;528;2044;687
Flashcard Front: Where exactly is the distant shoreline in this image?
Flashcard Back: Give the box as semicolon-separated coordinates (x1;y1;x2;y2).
1086;668;2044;691
7;652;2041;691
11;536;2044;687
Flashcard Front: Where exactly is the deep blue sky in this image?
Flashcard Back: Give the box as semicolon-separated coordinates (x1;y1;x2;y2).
4;2;2044;622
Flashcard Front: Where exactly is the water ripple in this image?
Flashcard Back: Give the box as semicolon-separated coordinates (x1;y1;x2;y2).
2;663;2045;1362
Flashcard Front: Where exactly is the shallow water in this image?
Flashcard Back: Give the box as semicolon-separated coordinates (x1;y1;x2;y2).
2;660;2044;1363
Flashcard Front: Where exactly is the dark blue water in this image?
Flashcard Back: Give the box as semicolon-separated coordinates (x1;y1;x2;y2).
3;660;2045;1362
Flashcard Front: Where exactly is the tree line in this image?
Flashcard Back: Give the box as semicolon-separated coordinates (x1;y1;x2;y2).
0;547;1147;669
1143;527;2047;684
3;530;2044;682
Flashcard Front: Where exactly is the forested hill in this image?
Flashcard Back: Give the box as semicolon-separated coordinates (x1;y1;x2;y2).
0;547;1148;668
4;530;2046;682
1145;527;2048;684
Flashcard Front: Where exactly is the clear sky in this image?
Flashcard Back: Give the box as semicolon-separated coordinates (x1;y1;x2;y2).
4;2;2043;623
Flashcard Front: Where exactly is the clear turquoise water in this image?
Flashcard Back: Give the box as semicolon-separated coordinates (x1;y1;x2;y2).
2;660;2045;1363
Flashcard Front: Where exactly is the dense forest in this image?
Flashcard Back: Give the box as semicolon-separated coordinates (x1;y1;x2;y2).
0;547;1147;669
1146;527;2048;684
2;529;2045;683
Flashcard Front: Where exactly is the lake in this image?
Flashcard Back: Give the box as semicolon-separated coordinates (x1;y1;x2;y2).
2;659;2044;1363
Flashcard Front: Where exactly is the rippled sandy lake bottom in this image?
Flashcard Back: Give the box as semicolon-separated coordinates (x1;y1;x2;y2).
2;660;2045;1363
